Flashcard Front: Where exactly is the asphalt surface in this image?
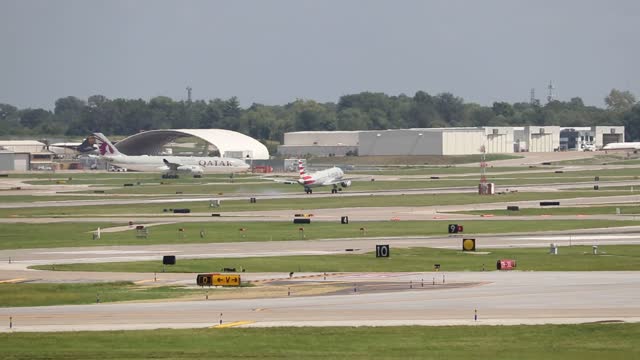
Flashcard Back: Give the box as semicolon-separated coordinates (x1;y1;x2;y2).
2;271;638;331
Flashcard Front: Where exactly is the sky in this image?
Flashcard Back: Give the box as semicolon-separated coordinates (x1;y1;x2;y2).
1;0;639;110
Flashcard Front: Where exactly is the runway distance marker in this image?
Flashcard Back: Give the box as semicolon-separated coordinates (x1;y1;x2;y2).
376;245;390;258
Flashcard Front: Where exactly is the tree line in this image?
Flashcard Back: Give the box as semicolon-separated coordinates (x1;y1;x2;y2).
1;89;639;144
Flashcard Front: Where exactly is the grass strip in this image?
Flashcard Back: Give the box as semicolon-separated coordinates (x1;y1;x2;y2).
0;281;199;307
31;245;640;273
2;220;638;250
1;324;639;359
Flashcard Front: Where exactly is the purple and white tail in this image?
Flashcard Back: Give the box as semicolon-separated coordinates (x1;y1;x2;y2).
91;133;122;156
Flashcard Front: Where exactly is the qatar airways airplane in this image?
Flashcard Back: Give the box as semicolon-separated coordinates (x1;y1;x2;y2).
90;133;249;177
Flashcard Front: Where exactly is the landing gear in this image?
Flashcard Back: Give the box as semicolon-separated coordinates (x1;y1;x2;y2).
331;185;342;194
305;187;313;194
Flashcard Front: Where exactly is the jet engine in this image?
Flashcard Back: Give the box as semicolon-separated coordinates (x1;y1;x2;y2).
178;165;204;175
340;180;352;188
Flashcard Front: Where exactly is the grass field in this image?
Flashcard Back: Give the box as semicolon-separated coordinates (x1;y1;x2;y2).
32;245;640;273
0;190;631;217
64;176;640;196
549;154;640;166
0;282;200;307
1;324;638;359
2;219;638;250
452;205;640;216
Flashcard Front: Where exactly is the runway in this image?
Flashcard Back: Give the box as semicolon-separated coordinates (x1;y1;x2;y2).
3;178;640;209
1;271;638;331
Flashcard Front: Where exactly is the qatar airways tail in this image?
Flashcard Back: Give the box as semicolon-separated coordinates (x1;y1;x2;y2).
90;133;249;177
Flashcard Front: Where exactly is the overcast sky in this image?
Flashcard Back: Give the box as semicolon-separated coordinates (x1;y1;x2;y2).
1;0;638;110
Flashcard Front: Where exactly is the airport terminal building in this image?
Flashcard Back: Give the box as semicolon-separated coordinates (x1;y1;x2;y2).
278;126;624;157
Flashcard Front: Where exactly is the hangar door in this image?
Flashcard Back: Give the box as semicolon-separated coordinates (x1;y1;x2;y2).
529;133;554;152
14;154;29;171
486;133;510;153
602;133;622;146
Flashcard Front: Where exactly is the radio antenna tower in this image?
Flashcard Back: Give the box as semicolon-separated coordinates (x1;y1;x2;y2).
186;86;192;103
530;88;536;104
546;81;555;103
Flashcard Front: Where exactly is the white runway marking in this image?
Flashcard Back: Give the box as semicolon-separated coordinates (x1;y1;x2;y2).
37;250;177;255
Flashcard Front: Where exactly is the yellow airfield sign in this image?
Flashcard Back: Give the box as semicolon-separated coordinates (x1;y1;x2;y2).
212;274;241;287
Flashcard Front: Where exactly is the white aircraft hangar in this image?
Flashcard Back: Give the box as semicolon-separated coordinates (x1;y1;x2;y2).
278;126;624;157
113;129;270;160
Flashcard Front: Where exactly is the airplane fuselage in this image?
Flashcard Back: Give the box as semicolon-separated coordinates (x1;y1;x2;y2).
104;155;249;173
300;167;345;188
602;142;640;151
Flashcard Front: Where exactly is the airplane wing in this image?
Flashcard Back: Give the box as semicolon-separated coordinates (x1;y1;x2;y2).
320;176;366;186
261;177;299;185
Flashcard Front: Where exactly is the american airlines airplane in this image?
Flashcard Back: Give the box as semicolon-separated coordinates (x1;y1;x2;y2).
272;160;357;194
90;133;250;177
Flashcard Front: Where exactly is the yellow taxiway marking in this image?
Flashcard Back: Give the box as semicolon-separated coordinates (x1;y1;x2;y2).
211;321;255;329
0;278;27;284
133;279;155;285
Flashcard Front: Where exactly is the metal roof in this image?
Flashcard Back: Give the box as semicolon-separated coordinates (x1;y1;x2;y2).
114;129;270;159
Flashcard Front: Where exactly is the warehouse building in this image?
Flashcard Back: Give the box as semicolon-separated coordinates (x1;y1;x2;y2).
279;125;624;156
0;150;30;171
278;131;359;157
0;140;54;170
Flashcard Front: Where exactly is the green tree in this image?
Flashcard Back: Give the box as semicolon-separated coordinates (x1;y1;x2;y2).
434;92;464;126
467;105;495;127
87;95;108;108
20;108;53;128
623;104;640;141
337;108;369;130
0;103;18;120
605;89;636;112
491;102;514;117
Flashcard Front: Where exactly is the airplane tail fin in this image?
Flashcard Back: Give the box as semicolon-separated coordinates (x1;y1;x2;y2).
91;133;122;156
298;159;306;177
